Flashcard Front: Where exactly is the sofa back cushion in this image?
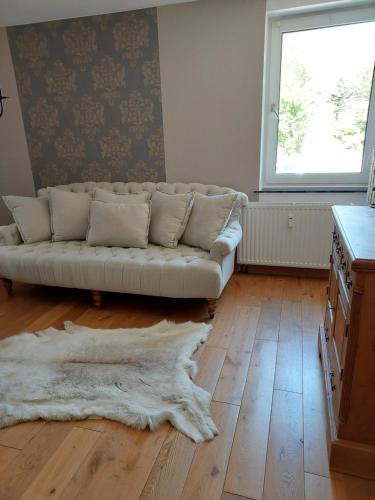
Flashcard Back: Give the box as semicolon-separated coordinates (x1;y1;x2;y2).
37;182;248;228
181;193;237;251
87;201;150;249
149;191;194;248
2;195;51;244
93;188;151;204
49;188;90;241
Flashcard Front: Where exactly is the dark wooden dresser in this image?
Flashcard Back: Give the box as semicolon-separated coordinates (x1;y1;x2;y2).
319;205;375;480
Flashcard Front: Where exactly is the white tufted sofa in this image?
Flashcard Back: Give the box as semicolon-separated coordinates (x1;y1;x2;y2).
0;182;247;317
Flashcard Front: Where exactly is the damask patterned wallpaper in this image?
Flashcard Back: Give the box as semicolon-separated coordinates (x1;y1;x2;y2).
7;9;165;189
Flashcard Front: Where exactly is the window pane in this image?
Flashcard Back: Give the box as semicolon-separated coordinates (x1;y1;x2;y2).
276;22;375;175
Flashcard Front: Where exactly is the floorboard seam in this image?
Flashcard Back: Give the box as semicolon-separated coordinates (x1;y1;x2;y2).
220;330;263;500
72;425;104;434
223;490;256;500
273;388;303;395
0;442;22;451
138;427;174;499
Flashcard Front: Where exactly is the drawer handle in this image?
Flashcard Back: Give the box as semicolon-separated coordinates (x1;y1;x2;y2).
330;371;336;391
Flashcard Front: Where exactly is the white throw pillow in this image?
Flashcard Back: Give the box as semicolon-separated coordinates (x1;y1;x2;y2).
181;193;237;250
93;188;151;204
86;201;150;249
2;195;51;244
149;191;195;248
48;188;90;241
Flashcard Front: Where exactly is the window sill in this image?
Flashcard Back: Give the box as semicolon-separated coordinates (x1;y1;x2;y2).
255;190;367;205
255;189;367;194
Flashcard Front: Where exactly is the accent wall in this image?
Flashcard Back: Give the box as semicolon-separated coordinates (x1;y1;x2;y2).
7;8;166;189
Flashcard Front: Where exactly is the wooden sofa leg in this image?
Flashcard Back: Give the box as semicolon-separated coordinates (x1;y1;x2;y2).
1;278;13;296
206;299;217;319
91;290;103;308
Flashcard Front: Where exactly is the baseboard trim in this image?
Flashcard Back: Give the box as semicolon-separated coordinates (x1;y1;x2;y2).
330;439;375;481
236;264;329;279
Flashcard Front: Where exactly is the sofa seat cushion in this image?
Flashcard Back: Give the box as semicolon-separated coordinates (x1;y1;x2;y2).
0;241;223;299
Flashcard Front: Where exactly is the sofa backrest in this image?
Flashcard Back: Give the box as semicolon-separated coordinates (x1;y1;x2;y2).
37;182;248;224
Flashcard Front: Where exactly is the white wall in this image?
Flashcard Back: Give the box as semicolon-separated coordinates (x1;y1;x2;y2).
0;28;34;224
158;0;266;199
0;0;199;27
1;0;266;210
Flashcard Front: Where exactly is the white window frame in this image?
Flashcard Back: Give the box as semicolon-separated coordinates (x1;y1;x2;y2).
260;5;375;190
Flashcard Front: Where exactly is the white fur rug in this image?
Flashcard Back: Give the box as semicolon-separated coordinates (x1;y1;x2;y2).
0;320;218;442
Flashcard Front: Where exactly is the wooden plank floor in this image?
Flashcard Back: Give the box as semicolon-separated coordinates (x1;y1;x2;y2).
0;274;375;500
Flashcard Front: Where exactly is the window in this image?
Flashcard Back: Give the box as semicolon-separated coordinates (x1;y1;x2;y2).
261;6;375;189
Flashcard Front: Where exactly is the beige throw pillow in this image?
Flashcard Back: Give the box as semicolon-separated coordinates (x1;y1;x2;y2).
2;195;51;244
93;188;151;204
181;193;237;250
48;188;90;241
86;201;150;248
149;191;195;248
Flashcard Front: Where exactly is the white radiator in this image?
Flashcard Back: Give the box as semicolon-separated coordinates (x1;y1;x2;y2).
238;203;333;269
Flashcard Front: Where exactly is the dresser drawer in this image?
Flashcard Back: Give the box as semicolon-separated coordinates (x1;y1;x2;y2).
321;206;375;477
328;257;339;312
324;303;334;341
328;333;343;423
332;229;345;270
327;272;349;425
332;227;353;304
333;293;348;368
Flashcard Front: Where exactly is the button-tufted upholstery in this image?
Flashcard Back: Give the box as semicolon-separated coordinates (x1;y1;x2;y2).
0;241;223;298
37;181;242;197
0;182;246;300
37;182;248;224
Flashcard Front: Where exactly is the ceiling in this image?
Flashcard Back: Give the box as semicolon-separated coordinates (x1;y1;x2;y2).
0;0;197;27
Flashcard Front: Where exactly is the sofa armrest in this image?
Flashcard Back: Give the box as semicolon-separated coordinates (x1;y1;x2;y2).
0;224;22;246
210;221;242;260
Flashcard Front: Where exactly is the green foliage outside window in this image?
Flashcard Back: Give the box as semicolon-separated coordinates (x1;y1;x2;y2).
277;61;313;156
329;69;372;151
277;61;372;156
